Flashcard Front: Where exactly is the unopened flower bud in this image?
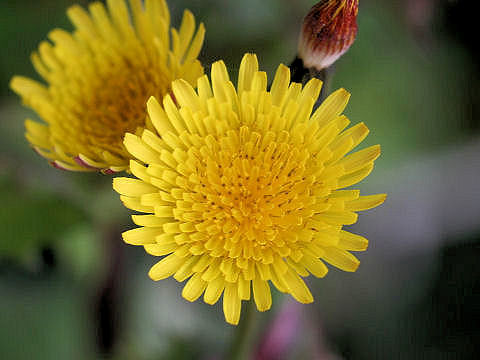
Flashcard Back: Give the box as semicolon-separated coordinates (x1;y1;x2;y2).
298;0;359;71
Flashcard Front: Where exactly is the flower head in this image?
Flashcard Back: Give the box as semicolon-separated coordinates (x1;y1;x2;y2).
113;53;386;325
10;0;205;173
299;0;359;71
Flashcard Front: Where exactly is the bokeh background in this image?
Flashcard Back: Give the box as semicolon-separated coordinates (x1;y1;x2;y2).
1;0;479;359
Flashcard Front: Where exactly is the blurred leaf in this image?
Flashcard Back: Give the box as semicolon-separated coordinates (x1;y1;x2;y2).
0;176;89;259
334;1;470;170
0;0;78;97
56;224;104;282
0;272;97;360
161;337;202;360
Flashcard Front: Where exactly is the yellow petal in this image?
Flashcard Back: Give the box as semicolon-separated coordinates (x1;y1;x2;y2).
337;231;369;251
132;214;169;227
174;256;198;281
10;76;48;99
147;96;176;136
176;9;195;58
315;211;358;225
312;88;350;127
163;222;181;234
140;192;170;206
286;258;309;277
184;22;205;63
129;160;150;182
339;145;381;173
141;129;165;154
238;275;251;300
271;255;288;275
197;74;213;101
237;53;259;94
321;248;360;272
154;205;174;217
251;71;267;93
336;162;374;189
283;268;313;304
144;242;177;256
223;282;242;325
256;263;272;280
182;273;207;302
192;255;214;273
270;64;290;107
201;258;222;281
67;4;97;38
299;78;322;105
211;60;230;102
113;177;157;197
38;41;61;71
270;266;289;293
345;194;387;212
90;2;118;42
301;254;328;278
204;276;225;305
124;133;160;164
172;79;201;112
335;122;370;150
148;254;184;280
328;190;360;201
25;119;51;149
122;227;163;245
120;195;154;213
107;0;134;39
163;94;187;133
76;154;108;170
253;276;272;312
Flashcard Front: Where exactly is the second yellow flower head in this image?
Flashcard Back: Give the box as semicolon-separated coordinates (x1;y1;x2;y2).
11;0;205;173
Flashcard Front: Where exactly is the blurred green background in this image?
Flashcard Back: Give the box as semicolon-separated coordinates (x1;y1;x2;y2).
1;0;479;359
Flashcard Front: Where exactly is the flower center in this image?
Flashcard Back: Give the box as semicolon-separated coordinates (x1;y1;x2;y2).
54;60;170;158
186;126;318;262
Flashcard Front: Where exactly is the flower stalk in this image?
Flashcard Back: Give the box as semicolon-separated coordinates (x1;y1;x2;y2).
227;301;258;360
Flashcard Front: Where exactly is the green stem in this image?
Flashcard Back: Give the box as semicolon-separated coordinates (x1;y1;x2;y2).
227;301;257;360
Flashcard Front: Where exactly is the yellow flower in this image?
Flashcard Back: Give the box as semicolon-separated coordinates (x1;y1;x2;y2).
113;53;386;325
10;0;205;173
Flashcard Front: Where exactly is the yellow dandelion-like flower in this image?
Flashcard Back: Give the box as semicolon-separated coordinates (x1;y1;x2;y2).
10;0;205;173
113;53;386;325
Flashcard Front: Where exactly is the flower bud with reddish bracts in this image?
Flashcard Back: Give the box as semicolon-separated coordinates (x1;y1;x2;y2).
298;0;359;70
